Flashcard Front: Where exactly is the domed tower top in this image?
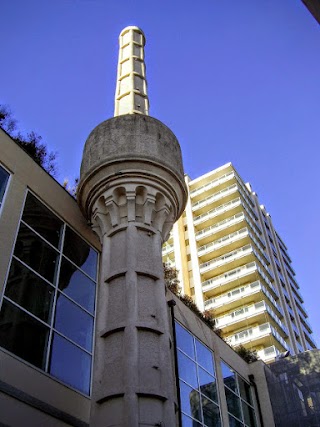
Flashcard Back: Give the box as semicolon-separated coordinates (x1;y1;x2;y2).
114;26;149;116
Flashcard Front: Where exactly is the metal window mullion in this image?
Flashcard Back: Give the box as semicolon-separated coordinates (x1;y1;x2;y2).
52;329;93;356
2;296;51;328
58;288;95;317
11;255;56;288
20;219;61;253
45;223;65;373
61;253;97;282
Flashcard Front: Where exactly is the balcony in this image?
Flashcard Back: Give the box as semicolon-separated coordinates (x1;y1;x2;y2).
192;184;238;213
204;280;281;316
215;301;288;336
299;314;313;334
227;322;289;351
257;345;280;362
195;212;245;243
198;227;249;258
304;333;317;349
199;244;253;274
190;171;235;198
194;197;241;226
162;243;174;256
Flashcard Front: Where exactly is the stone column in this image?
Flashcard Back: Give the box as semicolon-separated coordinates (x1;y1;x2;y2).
77;114;187;427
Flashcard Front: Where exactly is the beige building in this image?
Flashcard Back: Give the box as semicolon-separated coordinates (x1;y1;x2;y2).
163;163;317;363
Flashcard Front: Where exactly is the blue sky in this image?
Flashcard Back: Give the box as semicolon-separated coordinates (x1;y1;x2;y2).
1;1;319;346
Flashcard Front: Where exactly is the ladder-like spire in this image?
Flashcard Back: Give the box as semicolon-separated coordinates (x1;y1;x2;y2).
114;26;149;116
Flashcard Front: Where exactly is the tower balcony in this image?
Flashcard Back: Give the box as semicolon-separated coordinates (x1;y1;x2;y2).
299;314;313;334
193;197;242;227
215;300;288;337
304;332;317;349
257;345;281;362
162;242;174;256
189;171;235;200
195;212;246;245
191;183;239;215
204;280;282;316
226;322;290;352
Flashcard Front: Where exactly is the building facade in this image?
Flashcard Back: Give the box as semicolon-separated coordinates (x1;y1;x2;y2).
163;163;317;362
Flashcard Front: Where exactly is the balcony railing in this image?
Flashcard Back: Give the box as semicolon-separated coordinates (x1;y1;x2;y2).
194;197;241;225
190;171;235;197
198;227;248;257
195;212;245;240
227;322;289;350
204;280;281;314
200;244;253;272
162;243;174;256
257;345;280;361
192;184;238;211
216;301;288;335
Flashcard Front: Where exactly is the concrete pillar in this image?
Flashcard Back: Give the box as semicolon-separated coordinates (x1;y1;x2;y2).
77;114;187;426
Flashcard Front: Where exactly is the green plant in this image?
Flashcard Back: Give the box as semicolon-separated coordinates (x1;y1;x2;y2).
234;345;259;363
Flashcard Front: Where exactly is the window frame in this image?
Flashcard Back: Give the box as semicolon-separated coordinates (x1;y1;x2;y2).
0;190;99;396
0;163;11;215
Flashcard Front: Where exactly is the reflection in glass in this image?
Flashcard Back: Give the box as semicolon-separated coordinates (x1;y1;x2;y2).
201;395;221;427
176;322;195;360
0;165;9;207
198;367;218;404
54;293;93;351
242;401;256;427
221;361;237;392
50;333;91;395
14;223;59;283
180;381;202;422
229;415;243;427
5;258;54;323
22;193;63;248
225;387;242;420
0;300;49;369
182;414;202;427
63;227;97;279
178;350;198;389
59;257;95;313
238;376;253;405
195;340;215;374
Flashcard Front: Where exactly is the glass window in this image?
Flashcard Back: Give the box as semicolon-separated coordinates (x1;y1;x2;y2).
242;401;257;427
50;333;91;395
5;258;54;323
63;226;98;280
59;258;95;313
221;361;237;392
178;350;198;388
0;300;49;369
0;192;98;395
180;382;202;422
176;322;221;426
176;322;195;359
225;387;242;419
0;165;10;209
229;415;243;427
14;223;59;283
22;193;63;248
54;293;93;351
238;376;253;405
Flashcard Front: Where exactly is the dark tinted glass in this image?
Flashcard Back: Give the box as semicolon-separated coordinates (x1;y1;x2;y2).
59;258;95;313
0;166;9;204
22;193;63;248
225;387;242;420
63;227;97;279
176;322;195;359
5;258;55;323
180;381;202;422
50;333;91;394
14;223;59;283
181;414;202;427
54;293;93;351
178;350;198;388
199;367;218;403
229;415;243;427
221;361;237;392
242;401;256;427
238;376;253;405
195;340;214;375
201;396;221;427
0;300;49;369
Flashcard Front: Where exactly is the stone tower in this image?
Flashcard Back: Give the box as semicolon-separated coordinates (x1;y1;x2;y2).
77;26;187;426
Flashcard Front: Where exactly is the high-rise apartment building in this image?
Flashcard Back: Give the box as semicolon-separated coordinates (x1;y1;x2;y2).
163;162;317;362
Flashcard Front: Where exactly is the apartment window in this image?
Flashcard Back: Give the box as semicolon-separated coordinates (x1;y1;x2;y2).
0;164;10;211
0;192;98;395
221;361;257;427
175;322;221;426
